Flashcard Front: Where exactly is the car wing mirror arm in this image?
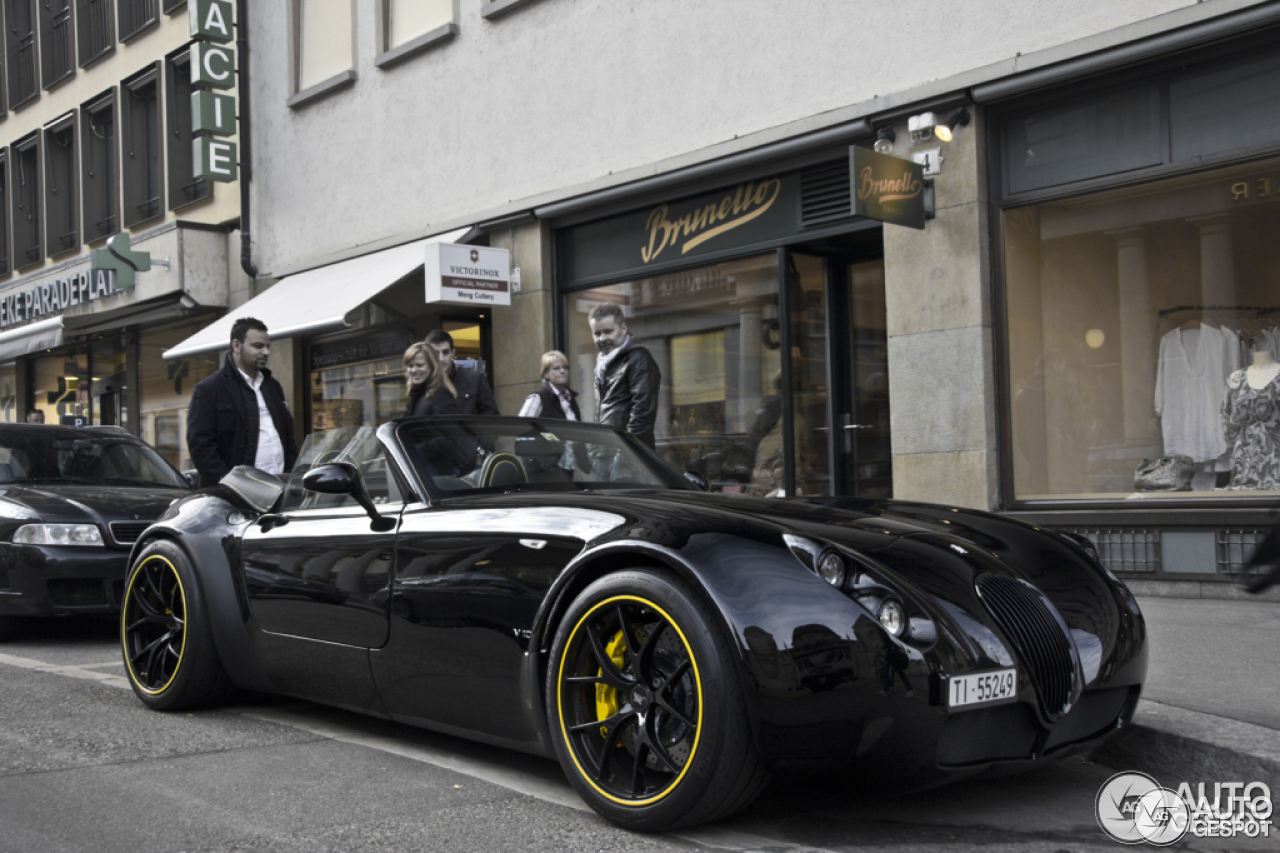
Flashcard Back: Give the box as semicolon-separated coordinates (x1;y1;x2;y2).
301;462;396;532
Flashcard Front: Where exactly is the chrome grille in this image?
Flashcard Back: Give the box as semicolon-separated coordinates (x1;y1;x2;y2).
109;521;152;545
975;574;1076;720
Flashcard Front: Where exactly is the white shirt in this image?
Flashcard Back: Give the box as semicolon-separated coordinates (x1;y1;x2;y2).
236;366;286;475
518;383;579;420
1154;326;1236;462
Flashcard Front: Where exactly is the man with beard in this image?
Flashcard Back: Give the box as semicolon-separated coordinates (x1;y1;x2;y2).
588;302;660;450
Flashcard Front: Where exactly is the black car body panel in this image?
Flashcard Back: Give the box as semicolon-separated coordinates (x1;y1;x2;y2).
132;417;1147;788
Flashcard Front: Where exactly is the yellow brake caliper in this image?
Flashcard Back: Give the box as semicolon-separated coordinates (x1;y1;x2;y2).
595;630;628;738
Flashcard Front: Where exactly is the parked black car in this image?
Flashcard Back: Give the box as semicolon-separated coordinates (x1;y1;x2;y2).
119;416;1147;831
0;424;190;638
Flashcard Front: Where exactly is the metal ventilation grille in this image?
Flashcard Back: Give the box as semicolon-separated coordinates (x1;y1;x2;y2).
110;521;152;544
799;159;851;228
975;574;1076;720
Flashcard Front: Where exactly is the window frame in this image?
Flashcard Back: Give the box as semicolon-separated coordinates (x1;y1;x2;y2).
0;151;10;276
39;0;75;90
11;134;42;270
479;0;542;20
120;63;163;227
81;90;118;243
77;0;116;68
117;0;157;42
286;0;357;109
374;0;457;70
162;0;185;13
6;0;39;109
164;47;210;211
43;112;79;257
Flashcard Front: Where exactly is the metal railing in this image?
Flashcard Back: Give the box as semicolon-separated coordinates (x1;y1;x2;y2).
47;6;73;83
13;32;37;104
82;0;113;62
121;0;157;38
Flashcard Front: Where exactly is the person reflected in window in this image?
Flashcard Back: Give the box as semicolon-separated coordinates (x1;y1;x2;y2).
25;410;44;424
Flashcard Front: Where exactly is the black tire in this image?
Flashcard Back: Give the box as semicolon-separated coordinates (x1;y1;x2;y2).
120;540;231;711
546;569;769;831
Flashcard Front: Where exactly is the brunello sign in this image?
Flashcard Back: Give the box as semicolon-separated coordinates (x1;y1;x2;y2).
850;147;926;230
190;0;238;183
425;244;512;306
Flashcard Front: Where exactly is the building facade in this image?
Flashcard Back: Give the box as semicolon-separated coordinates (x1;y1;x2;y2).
234;0;1280;588
0;0;248;472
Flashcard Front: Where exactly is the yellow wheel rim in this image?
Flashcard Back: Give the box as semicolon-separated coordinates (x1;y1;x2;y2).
121;555;188;695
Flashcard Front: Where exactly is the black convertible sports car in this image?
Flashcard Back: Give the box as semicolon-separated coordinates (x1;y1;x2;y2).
120;416;1147;831
0;424;190;639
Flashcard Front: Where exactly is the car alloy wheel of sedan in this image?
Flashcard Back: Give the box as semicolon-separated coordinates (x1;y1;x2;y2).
548;569;768;831
121;540;230;711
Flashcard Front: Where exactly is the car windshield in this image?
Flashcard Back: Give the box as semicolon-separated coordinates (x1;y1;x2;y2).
0;430;187;488
398;417;694;498
281;426;397;511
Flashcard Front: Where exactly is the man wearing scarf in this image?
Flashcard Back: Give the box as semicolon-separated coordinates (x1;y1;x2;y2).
589;302;660;450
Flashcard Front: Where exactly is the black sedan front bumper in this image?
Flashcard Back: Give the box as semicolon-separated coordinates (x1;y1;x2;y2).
0;543;130;616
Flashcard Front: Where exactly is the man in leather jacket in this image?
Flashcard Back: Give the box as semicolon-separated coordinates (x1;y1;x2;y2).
589;303;660;449
425;329;499;416
187;317;298;487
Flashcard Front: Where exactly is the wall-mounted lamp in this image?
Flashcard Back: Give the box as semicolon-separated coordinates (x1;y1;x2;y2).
873;128;896;154
907;108;971;143
933;108;970;143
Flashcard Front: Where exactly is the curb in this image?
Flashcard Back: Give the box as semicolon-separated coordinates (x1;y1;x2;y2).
1091;700;1280;799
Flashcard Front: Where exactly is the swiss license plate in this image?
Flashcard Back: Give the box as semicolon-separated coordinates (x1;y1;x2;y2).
945;668;1017;710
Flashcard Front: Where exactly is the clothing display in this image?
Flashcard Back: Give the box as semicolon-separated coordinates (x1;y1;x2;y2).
1220;367;1280;490
1154;325;1241;462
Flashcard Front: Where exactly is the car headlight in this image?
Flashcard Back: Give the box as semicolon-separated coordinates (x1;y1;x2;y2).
13;523;103;546
877;599;907;637
817;551;845;587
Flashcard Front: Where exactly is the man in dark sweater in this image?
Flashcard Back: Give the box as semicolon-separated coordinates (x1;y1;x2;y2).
425;329;500;416
186;317;297;487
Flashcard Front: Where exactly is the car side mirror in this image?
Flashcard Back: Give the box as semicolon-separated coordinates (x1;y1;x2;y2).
302;462;396;532
683;470;710;492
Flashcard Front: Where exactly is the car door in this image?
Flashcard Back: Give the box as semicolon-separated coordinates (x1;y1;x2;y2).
370;501;617;745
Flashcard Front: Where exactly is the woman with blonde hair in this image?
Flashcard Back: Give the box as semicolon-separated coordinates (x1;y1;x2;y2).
518;351;580;421
403;341;458;418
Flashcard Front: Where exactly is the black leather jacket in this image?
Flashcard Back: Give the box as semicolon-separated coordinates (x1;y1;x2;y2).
187;354;298;487
594;338;660;448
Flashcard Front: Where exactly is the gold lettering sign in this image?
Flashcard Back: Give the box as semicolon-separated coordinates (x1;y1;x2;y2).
856;166;923;203
641;179;782;264
1230;176;1276;203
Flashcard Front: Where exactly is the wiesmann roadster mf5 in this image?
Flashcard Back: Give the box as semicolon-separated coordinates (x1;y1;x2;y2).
120;416;1147;831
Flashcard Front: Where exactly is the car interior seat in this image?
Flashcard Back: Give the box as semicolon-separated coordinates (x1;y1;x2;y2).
477;452;527;489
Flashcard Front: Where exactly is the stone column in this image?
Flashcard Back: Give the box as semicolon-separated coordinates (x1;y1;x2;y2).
1189;214;1236;306
1107;228;1156;442
734;298;763;431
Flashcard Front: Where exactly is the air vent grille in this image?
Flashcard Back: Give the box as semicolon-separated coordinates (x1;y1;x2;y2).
800;159;851;228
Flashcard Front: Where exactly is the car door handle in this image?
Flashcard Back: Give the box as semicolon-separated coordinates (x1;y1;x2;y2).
258;513;290;532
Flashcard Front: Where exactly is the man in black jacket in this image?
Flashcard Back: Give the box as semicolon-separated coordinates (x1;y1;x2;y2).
425;329;499;415
589;302;660;449
186;317;298;487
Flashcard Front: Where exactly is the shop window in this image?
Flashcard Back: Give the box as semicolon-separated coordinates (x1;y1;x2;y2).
377;0;455;67
6;0;38;108
164;50;210;210
1170;52;1280;165
1002;155;1280;502
39;0;74;88
121;65;162;226
0;363;16;423
117;0;157;41
562;256;830;497
77;0;115;67
139;322;219;472
293;0;354;96
81;92;117;241
44;115;78;256
0;153;9;275
31;351;88;425
12;135;41;269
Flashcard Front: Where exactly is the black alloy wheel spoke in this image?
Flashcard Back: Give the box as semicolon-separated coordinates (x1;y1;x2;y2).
564;674;607;685
131;630;172;667
613;603;641;665
585;621;632;690
630;743;650;796
592;714;631;783
657;658;691;692
643;714;684;774
568;708;632;735
635;619;669;676
128;586;168;625
656;693;697;730
143;636;169;681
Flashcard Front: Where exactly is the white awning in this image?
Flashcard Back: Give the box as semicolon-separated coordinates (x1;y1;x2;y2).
163;229;469;360
0;317;64;361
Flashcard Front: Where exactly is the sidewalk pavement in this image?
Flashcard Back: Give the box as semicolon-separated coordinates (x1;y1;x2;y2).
1091;595;1280;795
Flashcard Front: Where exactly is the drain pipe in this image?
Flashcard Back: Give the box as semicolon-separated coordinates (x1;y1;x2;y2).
236;0;258;279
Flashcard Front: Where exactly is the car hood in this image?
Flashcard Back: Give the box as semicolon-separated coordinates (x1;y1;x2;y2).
0;483;187;526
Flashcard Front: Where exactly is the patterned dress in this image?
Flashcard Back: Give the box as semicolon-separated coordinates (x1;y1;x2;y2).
1221;369;1280;489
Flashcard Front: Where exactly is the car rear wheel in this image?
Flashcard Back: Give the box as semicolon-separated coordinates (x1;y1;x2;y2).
120;540;230;711
547;569;768;831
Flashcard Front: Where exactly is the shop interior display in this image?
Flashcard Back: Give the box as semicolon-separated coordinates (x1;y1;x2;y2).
1221;347;1280;490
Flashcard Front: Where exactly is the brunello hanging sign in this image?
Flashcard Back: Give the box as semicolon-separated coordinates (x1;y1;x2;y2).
190;0;238;183
425;244;512;306
558;174;800;285
850;147;925;230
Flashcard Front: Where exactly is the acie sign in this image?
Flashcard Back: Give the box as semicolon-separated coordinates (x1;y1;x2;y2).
190;0;238;183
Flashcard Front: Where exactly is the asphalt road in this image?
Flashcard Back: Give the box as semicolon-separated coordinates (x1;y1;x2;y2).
1;617;1275;853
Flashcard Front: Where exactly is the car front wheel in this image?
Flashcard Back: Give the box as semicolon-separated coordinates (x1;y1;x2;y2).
547;568;768;831
120;540;230;711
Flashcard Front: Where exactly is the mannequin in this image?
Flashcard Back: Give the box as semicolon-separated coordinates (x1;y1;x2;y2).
1220;349;1280;490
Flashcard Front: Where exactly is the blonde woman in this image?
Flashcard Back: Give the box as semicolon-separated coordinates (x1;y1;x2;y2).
518;351;581;421
403;341;458;418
